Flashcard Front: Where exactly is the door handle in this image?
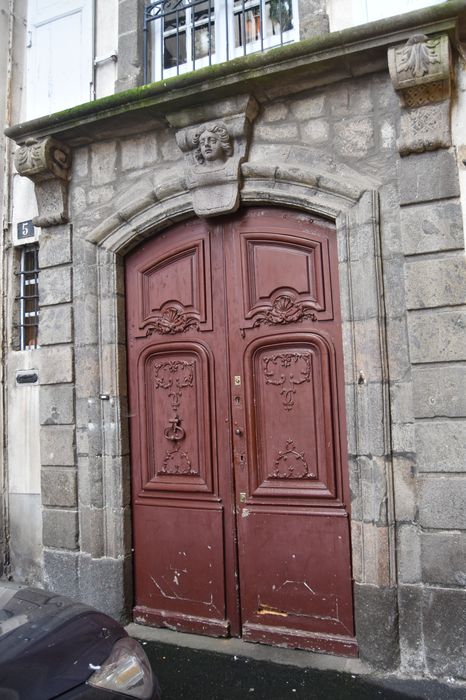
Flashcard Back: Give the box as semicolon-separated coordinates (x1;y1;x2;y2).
235;427;243;436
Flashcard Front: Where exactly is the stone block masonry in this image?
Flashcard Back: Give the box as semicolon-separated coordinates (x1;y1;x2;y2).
38;224;78;580
6;4;466;680
394;29;466;677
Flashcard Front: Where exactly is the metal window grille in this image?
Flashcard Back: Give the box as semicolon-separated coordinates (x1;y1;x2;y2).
18;244;39;350
144;0;297;84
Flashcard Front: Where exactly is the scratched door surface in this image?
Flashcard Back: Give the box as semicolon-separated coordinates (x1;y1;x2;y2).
224;208;356;656
126;208;356;654
126;218;239;636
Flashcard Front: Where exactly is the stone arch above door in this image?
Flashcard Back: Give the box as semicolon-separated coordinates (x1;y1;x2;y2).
83;161;396;651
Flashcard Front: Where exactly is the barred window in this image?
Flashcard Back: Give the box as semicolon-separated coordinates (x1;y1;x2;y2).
18;244;39;350
145;0;299;83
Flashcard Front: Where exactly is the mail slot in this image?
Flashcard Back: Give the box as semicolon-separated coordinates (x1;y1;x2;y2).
16;370;39;385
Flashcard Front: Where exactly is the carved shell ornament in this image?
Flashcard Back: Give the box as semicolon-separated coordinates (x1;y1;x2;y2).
144;305;200;336
253;293;317;328
397;34;441;79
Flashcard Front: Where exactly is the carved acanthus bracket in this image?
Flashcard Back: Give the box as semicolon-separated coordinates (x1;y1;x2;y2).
168;95;259;217
388;34;452;155
14;137;72;227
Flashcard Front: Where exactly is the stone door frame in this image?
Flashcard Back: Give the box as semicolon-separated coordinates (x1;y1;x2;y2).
82;161;396;654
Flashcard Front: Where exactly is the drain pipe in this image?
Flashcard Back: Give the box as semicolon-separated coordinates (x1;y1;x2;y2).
0;0;16;579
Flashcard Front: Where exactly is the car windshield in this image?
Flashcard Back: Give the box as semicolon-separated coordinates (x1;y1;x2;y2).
0;586;27;639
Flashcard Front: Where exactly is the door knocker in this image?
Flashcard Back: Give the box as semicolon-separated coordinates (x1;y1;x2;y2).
164;415;186;442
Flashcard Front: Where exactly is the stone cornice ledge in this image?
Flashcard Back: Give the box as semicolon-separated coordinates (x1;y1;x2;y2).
5;0;466;147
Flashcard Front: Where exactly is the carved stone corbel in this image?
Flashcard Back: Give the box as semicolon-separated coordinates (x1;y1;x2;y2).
388;34;452;156
168;95;259;217
15;137;72;227
388;34;452;155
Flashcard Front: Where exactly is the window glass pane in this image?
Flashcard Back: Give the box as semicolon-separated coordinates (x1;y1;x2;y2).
233;0;294;49
194;1;215;59
161;0;215;69
147;0;298;80
19;244;39;350
163;3;187;69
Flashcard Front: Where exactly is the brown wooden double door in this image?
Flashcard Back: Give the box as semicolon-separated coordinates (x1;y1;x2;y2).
126;207;357;656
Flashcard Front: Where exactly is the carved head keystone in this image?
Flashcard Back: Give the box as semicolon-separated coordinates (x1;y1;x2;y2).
192;122;233;165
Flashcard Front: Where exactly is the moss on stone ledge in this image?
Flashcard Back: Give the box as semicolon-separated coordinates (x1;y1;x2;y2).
5;0;465;142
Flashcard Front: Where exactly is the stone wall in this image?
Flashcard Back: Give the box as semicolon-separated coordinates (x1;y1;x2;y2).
45;71;404;654
6;5;466;679
398;149;466;679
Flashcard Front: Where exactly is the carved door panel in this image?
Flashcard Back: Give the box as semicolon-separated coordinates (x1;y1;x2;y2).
126;208;356;654
224;208;356;655
126;219;239;636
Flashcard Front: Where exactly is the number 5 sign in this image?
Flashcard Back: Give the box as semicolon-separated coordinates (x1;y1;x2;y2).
17;220;35;239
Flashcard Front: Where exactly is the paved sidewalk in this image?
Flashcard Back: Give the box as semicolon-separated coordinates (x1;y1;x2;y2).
128;625;466;700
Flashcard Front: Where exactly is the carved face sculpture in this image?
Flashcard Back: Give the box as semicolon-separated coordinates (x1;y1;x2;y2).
192;122;233;166
199;130;223;162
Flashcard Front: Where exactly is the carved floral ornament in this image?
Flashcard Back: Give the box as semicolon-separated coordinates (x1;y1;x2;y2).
263;351;312;412
14;136;72;227
268;439;316;481
153;359;200;477
388;33;451;107
15;137;71;180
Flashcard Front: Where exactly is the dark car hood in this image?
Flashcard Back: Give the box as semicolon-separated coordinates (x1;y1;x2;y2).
0;587;125;700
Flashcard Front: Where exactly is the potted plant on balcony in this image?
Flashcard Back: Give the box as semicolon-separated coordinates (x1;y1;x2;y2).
269;0;292;33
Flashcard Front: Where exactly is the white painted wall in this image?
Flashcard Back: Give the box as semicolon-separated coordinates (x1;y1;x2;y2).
25;0;94;119
24;0;118;118
327;0;441;31
95;0;118;99
7;351;42;583
5;0;118;583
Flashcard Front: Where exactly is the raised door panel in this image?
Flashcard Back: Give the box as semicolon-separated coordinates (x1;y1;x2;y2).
244;334;342;502
237;219;334;335
239;510;356;654
139;344;215;495
133;504;228;635
133;234;212;337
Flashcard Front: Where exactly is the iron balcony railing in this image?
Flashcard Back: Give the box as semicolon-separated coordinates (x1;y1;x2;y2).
144;0;297;84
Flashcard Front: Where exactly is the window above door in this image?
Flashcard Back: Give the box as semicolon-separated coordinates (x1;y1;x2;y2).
144;0;300;83
26;0;93;120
